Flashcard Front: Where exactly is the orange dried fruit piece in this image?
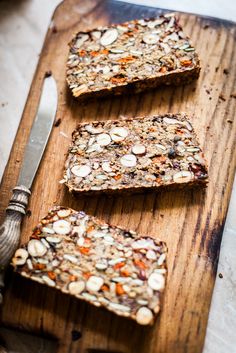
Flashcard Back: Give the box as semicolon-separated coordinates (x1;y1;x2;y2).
180;59;192;67
113;262;125;270
47;271;56;280
134;259;147;270
116;283;125;295
117;55;135;63
110;75;127;84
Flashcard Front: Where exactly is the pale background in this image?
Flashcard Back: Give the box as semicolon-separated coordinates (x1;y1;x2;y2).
0;1;235;352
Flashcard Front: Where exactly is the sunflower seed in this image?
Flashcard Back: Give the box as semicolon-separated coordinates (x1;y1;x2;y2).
42;226;55;234
42;275;56;287
96;262;108;270
63;254;79;263
72;84;88;97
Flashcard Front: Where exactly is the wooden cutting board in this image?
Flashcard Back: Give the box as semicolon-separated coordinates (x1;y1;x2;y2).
0;1;236;352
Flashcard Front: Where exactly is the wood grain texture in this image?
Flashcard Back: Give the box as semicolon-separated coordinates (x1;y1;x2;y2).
0;1;236;352
0;326;57;353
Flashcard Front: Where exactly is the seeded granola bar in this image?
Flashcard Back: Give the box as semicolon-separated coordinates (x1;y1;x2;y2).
67;13;200;99
63;114;208;194
12;207;167;325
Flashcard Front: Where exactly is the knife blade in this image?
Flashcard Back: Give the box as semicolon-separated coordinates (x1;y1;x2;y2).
18;76;57;189
0;75;58;304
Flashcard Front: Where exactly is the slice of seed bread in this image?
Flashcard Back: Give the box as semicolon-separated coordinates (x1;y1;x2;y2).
63;114;208;195
12;206;167;325
67;13;200;99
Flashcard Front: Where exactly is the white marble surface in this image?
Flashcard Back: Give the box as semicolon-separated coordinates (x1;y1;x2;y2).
0;0;61;182
0;1;235;352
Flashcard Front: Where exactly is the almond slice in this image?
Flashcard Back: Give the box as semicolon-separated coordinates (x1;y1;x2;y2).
57;209;71;218
163;117;180;125
148;272;165;291
136;307;154;325
96;133;111;146
12;249;28;266
85;125;104;134
110;127;129;142
102;161;112;173
68;281;85;295
27;240;47;257
131;144;146;156
53;220;71;235
100;28;118;46
86;275;104;292
173;170;194;183
142;33;160;44
74;34;89;48
120;154;137;167
71;165;91;177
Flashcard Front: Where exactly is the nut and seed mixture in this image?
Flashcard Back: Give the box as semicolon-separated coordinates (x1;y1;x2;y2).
12;206;167;325
63;114;208;194
67;13;200;99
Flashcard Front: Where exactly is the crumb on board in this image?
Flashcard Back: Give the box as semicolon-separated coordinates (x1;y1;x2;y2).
71;330;82;341
219;93;226;101
45;70;52;78
26;209;32;217
52;26;58;33
54;118;62;127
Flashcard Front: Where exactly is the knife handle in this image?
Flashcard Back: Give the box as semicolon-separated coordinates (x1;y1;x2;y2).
0;185;31;304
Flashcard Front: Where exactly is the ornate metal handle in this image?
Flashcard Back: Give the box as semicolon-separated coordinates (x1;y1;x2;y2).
0;185;31;304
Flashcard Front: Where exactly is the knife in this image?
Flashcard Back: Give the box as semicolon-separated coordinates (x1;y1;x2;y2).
0;75;57;304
